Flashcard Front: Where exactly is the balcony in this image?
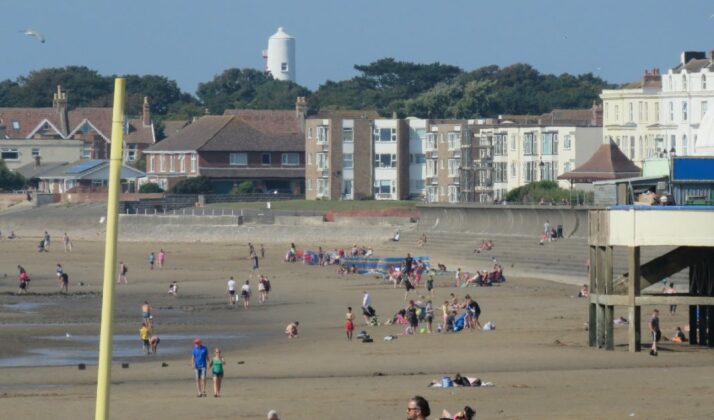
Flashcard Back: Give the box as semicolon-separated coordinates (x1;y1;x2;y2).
474;185;494;192
449;177;460;185
318;168;329;178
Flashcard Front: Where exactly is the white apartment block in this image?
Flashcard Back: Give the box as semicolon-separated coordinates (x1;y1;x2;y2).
601;51;714;167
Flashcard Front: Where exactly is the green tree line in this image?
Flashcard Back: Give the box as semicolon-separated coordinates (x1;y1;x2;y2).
0;59;614;139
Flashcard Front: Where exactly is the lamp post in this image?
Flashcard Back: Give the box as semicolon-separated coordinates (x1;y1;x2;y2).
539;160;545;181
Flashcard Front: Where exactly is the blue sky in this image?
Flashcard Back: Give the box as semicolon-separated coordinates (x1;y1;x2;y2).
4;0;713;94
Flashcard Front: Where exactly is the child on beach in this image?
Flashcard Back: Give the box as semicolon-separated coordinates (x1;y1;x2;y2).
285;321;299;338
158;249;166;269
345;307;355;341
148;252;156;270
168;281;178;296
210;348;225;397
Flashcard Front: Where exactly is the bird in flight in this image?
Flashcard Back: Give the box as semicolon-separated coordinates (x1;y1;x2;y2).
19;29;45;43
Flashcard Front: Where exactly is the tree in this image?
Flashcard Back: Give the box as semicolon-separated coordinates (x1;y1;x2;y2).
171;176;213;194
231;181;254;195
505;181;588;204
0;160;26;191
139;182;164;193
13;66;113;108
196;68;310;114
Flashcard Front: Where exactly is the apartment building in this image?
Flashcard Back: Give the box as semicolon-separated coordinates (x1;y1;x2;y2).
469;122;602;202
305;112;417;200
423;120;470;203
601;51;714;167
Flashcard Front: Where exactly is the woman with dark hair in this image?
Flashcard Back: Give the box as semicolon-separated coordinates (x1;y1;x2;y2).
407;395;431;419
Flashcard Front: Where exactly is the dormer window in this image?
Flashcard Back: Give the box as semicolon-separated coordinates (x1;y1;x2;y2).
81;122;92;134
42;122;50;130
11;120;19;130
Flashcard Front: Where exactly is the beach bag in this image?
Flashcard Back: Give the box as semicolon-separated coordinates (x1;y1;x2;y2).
442;377;453;388
454;314;466;332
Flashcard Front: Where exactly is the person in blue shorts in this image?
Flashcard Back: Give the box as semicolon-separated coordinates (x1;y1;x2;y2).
192;337;210;397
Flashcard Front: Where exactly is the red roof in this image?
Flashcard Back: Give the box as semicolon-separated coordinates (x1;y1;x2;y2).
558;140;641;182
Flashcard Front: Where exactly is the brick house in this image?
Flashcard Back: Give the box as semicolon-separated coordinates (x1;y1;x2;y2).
143;101;306;194
0;86;155;169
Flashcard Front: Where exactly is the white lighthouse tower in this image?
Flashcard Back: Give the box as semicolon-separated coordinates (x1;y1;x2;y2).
263;27;296;82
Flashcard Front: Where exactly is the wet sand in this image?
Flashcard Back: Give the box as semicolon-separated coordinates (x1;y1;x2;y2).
1;237;713;419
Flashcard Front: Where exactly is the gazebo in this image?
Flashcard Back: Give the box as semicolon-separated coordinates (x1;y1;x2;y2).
558;140;641;183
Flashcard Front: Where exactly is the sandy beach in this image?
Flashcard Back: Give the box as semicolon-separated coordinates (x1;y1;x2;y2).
1;232;713;419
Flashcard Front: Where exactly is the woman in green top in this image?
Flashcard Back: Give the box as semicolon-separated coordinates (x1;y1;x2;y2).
210;348;225;397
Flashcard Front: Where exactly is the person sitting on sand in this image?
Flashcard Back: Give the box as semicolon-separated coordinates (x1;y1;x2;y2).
672;326;687;343
168;281;178;296
391;230;400;242
417;233;427;247
578;284;589;298
437;263;447;272
440;405;476;420
8;231;16;239
474;239;493;253
285;321;299;338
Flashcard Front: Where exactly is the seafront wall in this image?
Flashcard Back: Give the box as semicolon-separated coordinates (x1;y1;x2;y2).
417;205;590;239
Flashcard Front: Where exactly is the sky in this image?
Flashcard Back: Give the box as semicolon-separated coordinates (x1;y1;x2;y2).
4;0;713;95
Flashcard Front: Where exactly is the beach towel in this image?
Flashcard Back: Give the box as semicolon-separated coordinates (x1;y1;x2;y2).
454;314;466;332
428;376;494;388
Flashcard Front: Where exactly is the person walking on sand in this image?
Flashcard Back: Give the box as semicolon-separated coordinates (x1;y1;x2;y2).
62;232;72;253
649;309;661;356
140;324;151;355
118;261;128;284
210;348;225;397
158;248;166;269
43;231;51;251
191;337;210;397
148;252;156;270
227;276;237;306
240;280;251;309
60;272;69;293
345;307;355;341
250;250;259;274
141;301;153;329
544;220;551;242
258;275;268;303
424;300;434;333
362;291;374;325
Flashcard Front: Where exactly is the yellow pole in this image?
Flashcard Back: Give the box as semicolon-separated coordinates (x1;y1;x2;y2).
95;78;125;420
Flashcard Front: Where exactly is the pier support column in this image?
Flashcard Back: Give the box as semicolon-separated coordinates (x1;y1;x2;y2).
588;246;597;347
604;246;614;350
627;246;641;352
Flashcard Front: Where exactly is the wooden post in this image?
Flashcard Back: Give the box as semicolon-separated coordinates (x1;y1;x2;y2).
627;246;641;352
604;246;614;350
596;246;606;348
689;305;698;345
588;245;597;347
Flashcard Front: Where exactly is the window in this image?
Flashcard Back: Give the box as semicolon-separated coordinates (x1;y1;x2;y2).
81;122;91;134
494;133;507;156
682;102;688;121
169;155;176;172
149;155;155;173
316;179;328;197
563;135;572;151
644;102;648;121
703;101;709;119
281;62;288;72
639;137;644;160
447;132;461;150
316;152;328;170
342;179;353;198
541;161;558;181
410;153;425;164
308;127;313;139
229;152;247;166
524;161;537;182
703;74;708;90
447;159;460;177
628;102;634;122
447;185;459;203
614;105;619;122
343;153;353;169
638;102;643;121
494;162;507;183
510;135;516;151
523;133;536;156
374;153;397;168
373;180;394;197
425;133;437;151
281;153;299;166
191;154;197;172
11;120;20;130
426;159;437;177
412;179;425;192
510;162;516;178
0;148;19;160
669;102;674;121
682;74;687;90
127;144;137;161
261;153;271;165
682;135;688;155
564;162;572;173
542;133;558;155
316;126;328;144
427;185;438;202
629;136;635;159
32;148;40;157
82;144;92;159
655;103;660;121
342;126;353;142
374;127;396;142
179;154;185;172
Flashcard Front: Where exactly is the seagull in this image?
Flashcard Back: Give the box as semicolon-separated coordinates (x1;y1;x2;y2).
65;332;72;339
19;29;45;43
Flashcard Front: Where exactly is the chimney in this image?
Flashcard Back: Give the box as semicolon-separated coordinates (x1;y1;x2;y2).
295;96;307;133
53;85;69;137
142;97;151;127
643;68;662;89
592;101;603;126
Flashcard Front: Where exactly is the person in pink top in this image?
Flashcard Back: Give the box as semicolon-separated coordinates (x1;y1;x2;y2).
158;249;166;269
